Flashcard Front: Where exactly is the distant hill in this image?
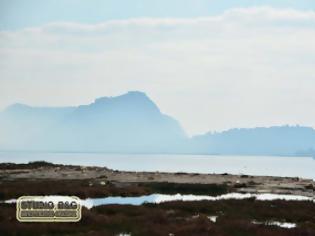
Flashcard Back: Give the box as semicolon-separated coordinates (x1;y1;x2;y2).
0;91;186;153
1;92;315;156
190;126;315;156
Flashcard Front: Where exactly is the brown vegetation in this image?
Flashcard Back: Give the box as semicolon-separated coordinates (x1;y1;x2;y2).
0;179;230;200
0;161;314;235
0;199;315;236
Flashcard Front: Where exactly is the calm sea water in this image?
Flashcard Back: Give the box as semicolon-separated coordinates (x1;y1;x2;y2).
0;152;314;180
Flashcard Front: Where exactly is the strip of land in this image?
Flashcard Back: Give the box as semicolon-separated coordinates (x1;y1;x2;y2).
0;161;314;199
0;162;314;236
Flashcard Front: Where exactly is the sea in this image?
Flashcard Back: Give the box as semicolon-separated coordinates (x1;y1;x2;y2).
0;152;314;180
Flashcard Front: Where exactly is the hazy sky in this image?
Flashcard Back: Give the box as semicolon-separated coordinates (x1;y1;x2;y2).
1;0;315;135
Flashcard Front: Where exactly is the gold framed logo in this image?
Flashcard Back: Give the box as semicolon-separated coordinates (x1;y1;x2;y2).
16;196;82;222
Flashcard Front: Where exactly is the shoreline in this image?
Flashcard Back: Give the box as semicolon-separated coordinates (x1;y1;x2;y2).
1;161;315;235
0;161;314;199
1;153;314;181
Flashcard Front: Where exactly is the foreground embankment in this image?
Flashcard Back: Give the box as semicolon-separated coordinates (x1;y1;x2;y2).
0;161;314;236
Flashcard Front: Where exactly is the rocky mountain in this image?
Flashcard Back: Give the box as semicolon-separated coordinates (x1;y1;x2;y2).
1;92;315;156
0;91;186;153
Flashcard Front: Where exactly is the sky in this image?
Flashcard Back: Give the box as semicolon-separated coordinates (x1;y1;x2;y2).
1;0;315;135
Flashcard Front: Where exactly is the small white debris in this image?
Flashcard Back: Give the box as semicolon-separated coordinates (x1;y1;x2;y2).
191;214;199;219
252;220;296;229
267;221;297;229
100;181;106;186
208;216;218;223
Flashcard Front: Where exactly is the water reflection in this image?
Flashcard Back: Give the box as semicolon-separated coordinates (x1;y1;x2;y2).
81;193;314;209
1;152;315;180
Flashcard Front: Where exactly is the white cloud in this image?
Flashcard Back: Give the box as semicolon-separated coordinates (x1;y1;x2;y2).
0;7;315;135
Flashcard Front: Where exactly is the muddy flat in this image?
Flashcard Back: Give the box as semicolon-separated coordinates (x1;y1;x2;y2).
0;162;314;198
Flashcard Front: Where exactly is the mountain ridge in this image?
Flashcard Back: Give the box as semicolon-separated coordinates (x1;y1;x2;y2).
0;91;186;153
1;91;315;156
